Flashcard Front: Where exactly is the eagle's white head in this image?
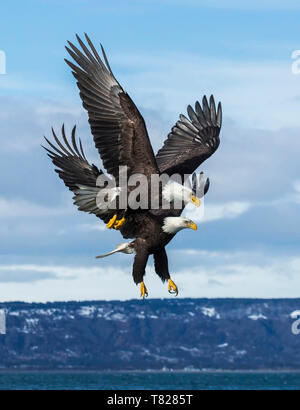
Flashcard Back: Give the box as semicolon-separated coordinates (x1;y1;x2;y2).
162;182;200;207
162;217;198;234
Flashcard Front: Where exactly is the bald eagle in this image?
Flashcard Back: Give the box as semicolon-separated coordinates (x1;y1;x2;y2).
43;34;222;298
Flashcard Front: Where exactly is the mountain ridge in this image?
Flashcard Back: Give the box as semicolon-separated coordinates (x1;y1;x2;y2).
0;298;300;370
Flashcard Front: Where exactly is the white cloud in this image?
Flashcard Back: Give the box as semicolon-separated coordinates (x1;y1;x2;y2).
0;262;134;301
0;96;90;153
114;53;300;130
185;201;251;223
76;223;106;232
172;250;300;298
0;263;116;280
294;181;300;192
1;250;300;301
0;196;72;219
184;181;300;224
292;180;300;204
0;74;62;93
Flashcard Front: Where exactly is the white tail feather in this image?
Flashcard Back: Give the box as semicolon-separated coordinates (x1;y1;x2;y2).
96;242;135;259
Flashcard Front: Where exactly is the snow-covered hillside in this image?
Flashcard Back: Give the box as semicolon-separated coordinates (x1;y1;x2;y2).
0;298;300;370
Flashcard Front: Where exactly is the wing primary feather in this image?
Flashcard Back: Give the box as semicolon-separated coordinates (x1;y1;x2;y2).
100;44;115;77
195;101;207;126
79;138;87;161
65;46;91;73
62;124;76;156
65;34;159;181
192;172;197;193
44;136;64;157
75;34;99;66
41;145;56;157
156;96;222;176
187;105;199;124
209;95;217;124
202;96;211;123
71;125;83;159
84;33;107;70
204;177;210;195
64;58;87;77
52;127;71;156
67;41;92;69
217;102;222;127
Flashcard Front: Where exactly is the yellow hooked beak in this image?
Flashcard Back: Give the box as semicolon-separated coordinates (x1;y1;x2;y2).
190;194;201;207
188;221;198;231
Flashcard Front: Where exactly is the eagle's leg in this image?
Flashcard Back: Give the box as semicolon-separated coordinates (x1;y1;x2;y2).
132;239;149;299
168;279;178;296
140;282;148;299
153;247;178;296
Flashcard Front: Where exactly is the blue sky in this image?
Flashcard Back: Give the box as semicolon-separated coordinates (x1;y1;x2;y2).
0;0;300;301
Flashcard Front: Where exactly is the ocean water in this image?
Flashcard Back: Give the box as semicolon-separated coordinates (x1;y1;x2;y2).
0;371;299;390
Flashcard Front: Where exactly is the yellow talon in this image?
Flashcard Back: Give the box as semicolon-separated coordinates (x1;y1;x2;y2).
140;282;148;299
168;279;178;296
106;215;126;230
106;214;117;229
113;217;126;230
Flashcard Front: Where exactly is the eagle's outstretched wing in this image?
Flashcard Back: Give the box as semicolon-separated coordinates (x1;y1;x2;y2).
156;95;222;177
43;125;115;223
65;34;159;183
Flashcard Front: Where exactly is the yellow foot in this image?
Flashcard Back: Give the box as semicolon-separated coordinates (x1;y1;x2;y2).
106;214;117;229
106;215;126;230
113;217;126;230
168;279;178;296
140;282;148;299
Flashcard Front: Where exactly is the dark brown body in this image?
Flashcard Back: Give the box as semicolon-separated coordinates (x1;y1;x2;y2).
121;211;173;250
120;211;175;284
